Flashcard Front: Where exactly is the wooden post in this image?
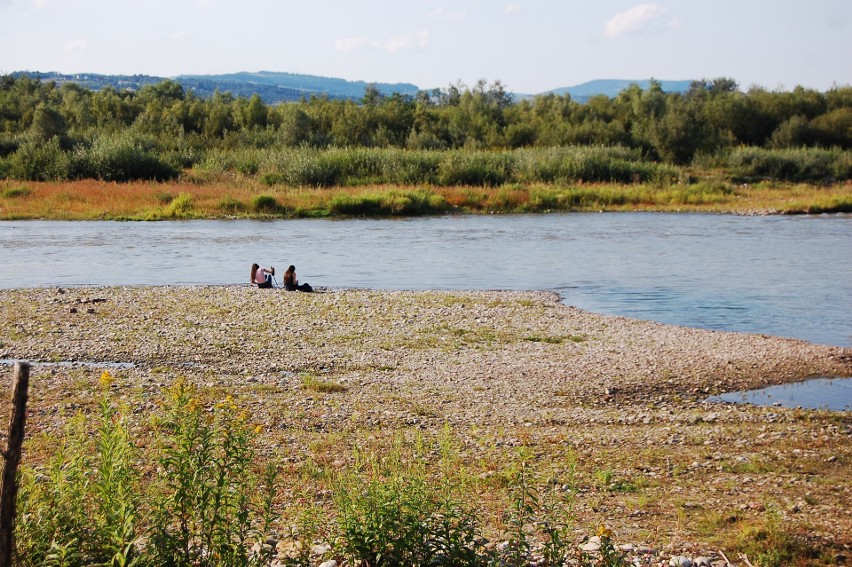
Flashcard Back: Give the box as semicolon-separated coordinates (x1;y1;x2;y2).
0;362;29;567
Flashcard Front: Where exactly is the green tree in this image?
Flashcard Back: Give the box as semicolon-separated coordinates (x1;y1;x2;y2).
29;102;68;144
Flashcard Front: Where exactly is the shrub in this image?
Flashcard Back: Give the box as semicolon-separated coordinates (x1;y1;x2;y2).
332;437;482;566
148;381;277;566
251;194;279;213
7;137;71;181
16;377;278;566
727;146;851;182
437;151;513;186
219;196;247;214
73;133;179;182
284;151;344;187
16;372;141;566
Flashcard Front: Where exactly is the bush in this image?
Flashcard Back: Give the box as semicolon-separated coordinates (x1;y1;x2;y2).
73;133;179;182
7;137;71;181
284;150;344;187
727;146;851;182
219;196;247;214
251;194;279;213
515;146;674;184
332;437;482;566
437;151;513;186
16;376;278;566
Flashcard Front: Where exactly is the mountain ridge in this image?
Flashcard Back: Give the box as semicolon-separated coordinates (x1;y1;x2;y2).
9;70;693;103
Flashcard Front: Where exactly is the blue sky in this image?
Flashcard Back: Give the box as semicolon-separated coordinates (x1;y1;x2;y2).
1;0;850;94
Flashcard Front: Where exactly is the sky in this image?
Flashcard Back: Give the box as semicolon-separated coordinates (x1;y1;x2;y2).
1;0;850;94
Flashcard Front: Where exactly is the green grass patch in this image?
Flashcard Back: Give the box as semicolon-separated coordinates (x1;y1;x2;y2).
1;185;31;198
300;374;348;393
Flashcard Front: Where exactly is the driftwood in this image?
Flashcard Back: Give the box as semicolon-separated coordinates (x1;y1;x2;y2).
0;362;30;567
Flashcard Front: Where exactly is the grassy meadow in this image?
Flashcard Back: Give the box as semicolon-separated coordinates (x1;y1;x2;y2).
1;146;851;219
2;178;851;221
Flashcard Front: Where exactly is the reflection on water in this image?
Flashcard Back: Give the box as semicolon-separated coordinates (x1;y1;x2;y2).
1;213;850;347
706;377;852;411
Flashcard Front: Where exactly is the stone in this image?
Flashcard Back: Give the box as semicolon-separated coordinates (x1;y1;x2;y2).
669;557;693;567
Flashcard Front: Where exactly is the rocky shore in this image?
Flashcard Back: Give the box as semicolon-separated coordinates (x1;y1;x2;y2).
1;286;850;565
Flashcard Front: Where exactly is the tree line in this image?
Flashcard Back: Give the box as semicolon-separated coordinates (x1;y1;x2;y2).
0;74;850;182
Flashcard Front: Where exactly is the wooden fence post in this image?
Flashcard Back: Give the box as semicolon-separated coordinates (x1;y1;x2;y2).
0;361;30;567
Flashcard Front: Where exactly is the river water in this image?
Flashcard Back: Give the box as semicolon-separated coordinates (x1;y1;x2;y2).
1;213;850;347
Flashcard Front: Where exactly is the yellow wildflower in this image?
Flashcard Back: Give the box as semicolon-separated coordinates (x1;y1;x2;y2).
597;525;613;539
99;370;114;390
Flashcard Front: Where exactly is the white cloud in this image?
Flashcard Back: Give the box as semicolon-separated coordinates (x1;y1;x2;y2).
32;0;46;9
336;30;429;54
505;4;520;14
65;38;86;52
171;30;188;40
383;30;429;52
604;3;669;38
335;36;372;53
427;7;466;24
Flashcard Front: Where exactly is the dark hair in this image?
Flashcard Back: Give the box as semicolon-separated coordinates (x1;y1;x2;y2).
284;265;296;286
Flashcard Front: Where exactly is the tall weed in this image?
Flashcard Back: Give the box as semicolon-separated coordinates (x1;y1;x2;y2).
16;371;140;566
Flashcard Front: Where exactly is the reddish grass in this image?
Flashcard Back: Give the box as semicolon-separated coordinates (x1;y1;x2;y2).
2;179;850;219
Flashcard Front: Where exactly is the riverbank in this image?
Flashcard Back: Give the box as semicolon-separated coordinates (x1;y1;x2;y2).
2;286;851;565
1;179;851;220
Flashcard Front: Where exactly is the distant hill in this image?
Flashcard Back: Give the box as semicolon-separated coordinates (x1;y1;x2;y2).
175;71;420;101
10;71;693;104
546;79;693;101
10;70;420;103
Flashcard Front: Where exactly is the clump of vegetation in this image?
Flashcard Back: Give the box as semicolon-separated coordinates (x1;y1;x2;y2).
299;373;348;393
164;192;194;218
726;146;852;182
1;185;30;198
72;133;180;182
15;375;277;566
251;193;279;213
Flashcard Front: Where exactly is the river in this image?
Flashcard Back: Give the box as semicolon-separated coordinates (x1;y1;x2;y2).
1;213;850;347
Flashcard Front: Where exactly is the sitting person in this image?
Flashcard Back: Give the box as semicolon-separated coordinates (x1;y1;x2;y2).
283;265;313;292
250;263;275;288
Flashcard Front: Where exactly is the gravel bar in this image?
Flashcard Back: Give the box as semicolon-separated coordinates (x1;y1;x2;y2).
1;285;850;564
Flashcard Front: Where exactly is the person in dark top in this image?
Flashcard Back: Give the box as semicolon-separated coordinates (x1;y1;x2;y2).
283;265;313;292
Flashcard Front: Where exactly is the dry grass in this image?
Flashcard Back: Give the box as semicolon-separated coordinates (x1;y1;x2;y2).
1;179;850;219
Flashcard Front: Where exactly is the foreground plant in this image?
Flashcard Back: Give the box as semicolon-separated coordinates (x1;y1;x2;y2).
16;375;277;567
16;371;141;566
330;432;483;566
148;380;277;566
